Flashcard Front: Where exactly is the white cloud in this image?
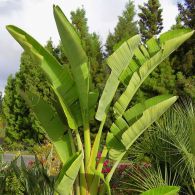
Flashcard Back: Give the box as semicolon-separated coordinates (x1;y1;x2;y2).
0;0;180;93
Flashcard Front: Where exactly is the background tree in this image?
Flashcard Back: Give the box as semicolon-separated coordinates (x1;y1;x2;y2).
170;0;195;100
3;47;55;150
105;0;138;55
178;0;195;29
138;0;163;42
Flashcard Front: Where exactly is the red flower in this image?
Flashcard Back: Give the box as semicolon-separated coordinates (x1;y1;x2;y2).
103;159;109;166
102;167;111;174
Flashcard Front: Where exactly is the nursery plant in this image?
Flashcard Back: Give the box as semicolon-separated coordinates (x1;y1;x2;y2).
6;5;194;195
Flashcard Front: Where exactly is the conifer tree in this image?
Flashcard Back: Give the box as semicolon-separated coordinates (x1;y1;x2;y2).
171;0;195;100
138;0;163;42
3;49;55;150
173;0;195;76
3;75;32;149
178;0;195;29
106;0;138;55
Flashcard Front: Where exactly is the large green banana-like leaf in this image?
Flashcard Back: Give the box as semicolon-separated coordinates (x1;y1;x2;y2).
21;91;72;164
53;5;90;125
114;30;194;117
96;35;141;121
110;95;173;141
107;96;177;160
55;151;83;195
141;186;180;195
6;25;80;129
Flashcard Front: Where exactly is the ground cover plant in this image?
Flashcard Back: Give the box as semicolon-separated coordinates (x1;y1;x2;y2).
6;4;194;195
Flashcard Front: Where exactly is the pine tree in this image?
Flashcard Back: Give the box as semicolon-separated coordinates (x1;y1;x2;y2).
3;48;55;150
170;0;195;100
172;0;195;76
105;0;138;55
178;0;195;29
138;0;163;42
3;75;28;149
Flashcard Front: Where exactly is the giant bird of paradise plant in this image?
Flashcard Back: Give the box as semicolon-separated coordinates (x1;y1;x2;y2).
6;5;194;195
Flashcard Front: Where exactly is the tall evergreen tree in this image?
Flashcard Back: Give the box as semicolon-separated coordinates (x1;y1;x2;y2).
138;0;163;42
170;0;195;100
3;75;30;149
3;48;55;150
178;0;195;29
172;0;195;76
105;0;138;55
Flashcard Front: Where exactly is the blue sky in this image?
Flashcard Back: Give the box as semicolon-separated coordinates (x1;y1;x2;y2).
0;0;183;94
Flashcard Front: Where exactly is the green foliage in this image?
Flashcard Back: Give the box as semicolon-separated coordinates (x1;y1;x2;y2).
122;162;180;193
0;157;55;195
2;6;105;150
137;0;177;103
6;4;193;195
170;0;195;100
106;0;176;105
139;59;176;101
176;72;195;100
130;102;195;194
141;186;180;195
2;51;55;150
178;0;195;29
138;0;163;42
71;7;105;91
105;0;138;55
